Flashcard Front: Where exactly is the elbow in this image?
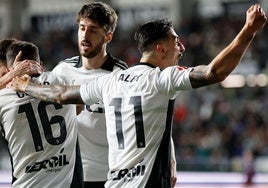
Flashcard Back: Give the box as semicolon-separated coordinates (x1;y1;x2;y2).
207;70;228;84
213;74;227;83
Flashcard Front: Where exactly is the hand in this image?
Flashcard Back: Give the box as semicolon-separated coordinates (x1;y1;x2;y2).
245;4;267;33
171;176;177;188
6;75;31;92
170;160;177;187
11;51;44;77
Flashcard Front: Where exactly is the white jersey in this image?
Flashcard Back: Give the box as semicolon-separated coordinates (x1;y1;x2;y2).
52;55;128;182
80;63;192;188
0;72;82;188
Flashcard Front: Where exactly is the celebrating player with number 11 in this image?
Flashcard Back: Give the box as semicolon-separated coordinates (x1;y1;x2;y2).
8;4;266;188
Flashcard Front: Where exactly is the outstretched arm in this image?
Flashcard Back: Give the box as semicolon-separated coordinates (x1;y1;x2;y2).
190;4;267;88
8;76;84;104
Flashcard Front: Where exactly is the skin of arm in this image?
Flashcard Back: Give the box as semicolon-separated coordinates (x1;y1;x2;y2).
189;4;267;88
170;138;177;187
23;81;84;105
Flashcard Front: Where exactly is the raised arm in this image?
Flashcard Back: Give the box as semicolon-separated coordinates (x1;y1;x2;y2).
0;51;43;89
8;75;84;104
190;4;267;88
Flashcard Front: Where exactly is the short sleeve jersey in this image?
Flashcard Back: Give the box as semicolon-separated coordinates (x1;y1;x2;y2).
80;63;192;188
52;54;128;181
0;72;81;188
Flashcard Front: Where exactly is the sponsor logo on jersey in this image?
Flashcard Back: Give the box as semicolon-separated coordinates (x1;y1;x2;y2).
108;162;146;182
118;73;143;82
25;148;69;173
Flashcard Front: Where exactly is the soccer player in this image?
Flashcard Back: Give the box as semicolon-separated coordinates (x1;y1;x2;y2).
0;38;43;89
52;2;128;188
9;4;266;188
52;2;177;187
0;40;83;187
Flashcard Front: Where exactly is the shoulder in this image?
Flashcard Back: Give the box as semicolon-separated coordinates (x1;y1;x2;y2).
59;56;80;65
53;56;81;74
161;66;191;75
55;56;81;69
102;54;128;71
112;57;128;70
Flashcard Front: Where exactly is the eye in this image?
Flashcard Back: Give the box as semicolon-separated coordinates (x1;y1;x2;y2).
79;25;85;31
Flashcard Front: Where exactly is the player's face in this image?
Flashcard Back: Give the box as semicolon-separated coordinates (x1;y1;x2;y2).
165;29;185;66
0;63;8;78
78;18;107;58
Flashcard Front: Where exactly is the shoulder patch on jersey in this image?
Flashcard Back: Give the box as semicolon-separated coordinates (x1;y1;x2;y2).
177;66;188;71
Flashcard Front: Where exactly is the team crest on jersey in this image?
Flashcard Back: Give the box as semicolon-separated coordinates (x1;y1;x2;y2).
178;66;188;71
25;148;69;173
177;66;188;71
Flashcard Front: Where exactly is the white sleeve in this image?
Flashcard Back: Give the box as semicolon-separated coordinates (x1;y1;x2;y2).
158;66;193;98
33;72;74;86
79;78;103;105
52;63;64;75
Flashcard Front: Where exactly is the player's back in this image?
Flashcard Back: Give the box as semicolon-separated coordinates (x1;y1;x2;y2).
0;72;82;188
80;63;192;187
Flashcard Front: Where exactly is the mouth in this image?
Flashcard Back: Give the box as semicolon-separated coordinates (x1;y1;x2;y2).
81;40;92;49
178;53;183;60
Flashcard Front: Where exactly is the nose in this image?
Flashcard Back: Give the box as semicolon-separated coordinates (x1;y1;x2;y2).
79;27;90;39
178;42;185;53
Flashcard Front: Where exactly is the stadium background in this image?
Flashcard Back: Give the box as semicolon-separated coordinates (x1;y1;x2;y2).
0;0;267;187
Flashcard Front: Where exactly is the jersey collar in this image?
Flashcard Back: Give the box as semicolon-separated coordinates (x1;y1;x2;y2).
131;62;156;68
75;53;116;71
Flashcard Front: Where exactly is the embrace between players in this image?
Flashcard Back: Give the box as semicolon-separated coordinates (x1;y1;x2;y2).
0;2;266;188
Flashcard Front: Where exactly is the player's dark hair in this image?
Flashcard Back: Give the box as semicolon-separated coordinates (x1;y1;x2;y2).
6;41;40;68
77;2;118;33
134;18;173;53
0;38;18;64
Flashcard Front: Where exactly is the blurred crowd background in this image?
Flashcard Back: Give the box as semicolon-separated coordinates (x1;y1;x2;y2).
0;0;267;174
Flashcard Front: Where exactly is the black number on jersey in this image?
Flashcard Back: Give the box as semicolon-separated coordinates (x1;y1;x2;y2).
18;102;67;152
110;96;145;149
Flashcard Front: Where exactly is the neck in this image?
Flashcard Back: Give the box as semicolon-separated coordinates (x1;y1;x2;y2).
140;53;166;69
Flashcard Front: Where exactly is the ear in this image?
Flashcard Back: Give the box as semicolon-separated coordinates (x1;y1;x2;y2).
156;43;165;54
105;32;113;43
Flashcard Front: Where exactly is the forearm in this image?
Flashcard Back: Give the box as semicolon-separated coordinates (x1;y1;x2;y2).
190;4;266;88
190;26;257;88
25;83;83;104
0;71;16;89
208;25;255;81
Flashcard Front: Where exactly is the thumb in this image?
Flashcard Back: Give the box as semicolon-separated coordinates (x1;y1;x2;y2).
14;51;22;66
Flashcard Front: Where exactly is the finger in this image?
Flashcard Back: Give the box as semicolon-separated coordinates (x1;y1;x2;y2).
21;74;31;81
14;51;23;65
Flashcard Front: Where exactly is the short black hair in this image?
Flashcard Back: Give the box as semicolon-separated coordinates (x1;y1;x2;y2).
6;41;40;68
134;18;173;53
77;2;118;33
0;38;18;64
